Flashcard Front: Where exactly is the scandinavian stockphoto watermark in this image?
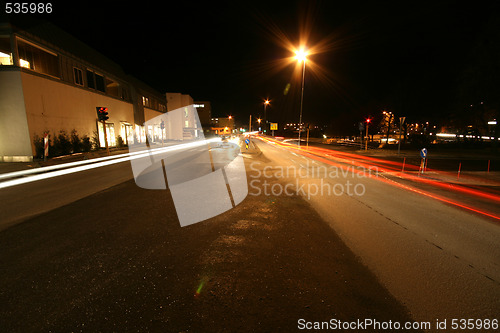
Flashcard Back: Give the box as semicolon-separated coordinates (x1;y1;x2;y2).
249;161;378;200
128;105;248;227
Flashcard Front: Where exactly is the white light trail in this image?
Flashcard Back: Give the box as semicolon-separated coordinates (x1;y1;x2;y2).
0;138;220;189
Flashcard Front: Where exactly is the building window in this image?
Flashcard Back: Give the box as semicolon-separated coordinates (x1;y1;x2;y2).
97;121;116;147
16;38;59;77
86;70;95;89
0;37;13;65
86;70;105;92
142;96;150;107
95;73;105;92
73;67;83;86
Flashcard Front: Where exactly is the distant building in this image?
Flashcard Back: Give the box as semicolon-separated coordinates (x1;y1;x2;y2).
211;116;235;136
194;101;212;127
0;17;167;161
166;92;193;111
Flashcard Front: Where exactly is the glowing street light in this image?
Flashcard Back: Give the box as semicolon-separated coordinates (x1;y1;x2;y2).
294;48;308;63
295;48;308;147
264;99;270;134
365;118;371;151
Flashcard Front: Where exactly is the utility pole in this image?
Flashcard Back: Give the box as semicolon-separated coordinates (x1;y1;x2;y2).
398;116;405;155
249;115;252;132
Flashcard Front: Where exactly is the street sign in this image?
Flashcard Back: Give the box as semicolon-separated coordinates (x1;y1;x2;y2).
245;138;250;144
270;123;278;131
358;122;365;131
420;148;427;158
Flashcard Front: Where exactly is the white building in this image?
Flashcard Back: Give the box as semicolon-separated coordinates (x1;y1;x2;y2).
0;17;167;161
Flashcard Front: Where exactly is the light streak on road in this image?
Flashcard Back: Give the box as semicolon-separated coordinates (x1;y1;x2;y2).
0;138;221;189
256;136;500;221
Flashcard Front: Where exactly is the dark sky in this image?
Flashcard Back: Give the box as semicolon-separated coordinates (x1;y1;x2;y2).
43;0;499;132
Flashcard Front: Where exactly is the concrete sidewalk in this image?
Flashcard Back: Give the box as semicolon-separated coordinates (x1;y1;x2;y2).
0;148;131;175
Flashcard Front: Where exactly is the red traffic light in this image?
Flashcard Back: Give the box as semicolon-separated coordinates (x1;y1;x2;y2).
96;107;109;121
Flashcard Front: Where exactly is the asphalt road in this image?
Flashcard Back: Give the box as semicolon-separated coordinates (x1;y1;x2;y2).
0;141;418;332
252;138;500;326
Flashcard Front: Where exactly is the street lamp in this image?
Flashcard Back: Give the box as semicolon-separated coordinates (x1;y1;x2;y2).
264;99;270;134
295;48;308;147
365;118;371;151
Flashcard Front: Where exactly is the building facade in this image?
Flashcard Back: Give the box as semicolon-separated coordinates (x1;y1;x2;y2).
194;101;212;127
0;17;167;161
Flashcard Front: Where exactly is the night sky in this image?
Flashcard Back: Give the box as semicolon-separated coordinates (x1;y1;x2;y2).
42;1;500;134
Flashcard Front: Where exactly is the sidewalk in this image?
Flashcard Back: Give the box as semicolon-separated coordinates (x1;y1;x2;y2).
0;148;131;175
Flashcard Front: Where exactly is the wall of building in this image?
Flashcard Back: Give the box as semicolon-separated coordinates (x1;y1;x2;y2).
166;92;194;111
0;70;32;161
20;70;135;154
0;19;169;160
194;101;211;126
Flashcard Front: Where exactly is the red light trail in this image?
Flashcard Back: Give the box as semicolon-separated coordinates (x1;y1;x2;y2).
256;136;500;221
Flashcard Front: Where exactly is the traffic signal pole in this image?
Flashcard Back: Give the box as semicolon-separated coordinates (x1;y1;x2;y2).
102;120;110;156
96;107;110;155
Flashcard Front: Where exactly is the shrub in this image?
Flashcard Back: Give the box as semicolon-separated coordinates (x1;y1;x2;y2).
57;130;72;155
70;129;82;153
33;134;45;159
116;135;125;148
81;135;92;152
92;130;100;150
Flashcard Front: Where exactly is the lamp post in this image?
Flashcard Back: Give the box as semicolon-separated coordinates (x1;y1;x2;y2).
264;99;270;134
295;48;308;147
365;118;371;151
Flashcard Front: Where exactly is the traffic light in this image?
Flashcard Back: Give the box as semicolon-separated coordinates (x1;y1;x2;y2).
96;107;109;121
160;120;165;130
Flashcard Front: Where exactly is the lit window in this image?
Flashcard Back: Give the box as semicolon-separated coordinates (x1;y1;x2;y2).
0;37;12;65
16;38;59;77
0;51;12;65
19;59;30;68
97;122;116;147
142;96;150;107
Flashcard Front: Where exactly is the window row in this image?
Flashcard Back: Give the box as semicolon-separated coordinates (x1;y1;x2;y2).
1;35;167;112
72;67;130;101
142;95;166;112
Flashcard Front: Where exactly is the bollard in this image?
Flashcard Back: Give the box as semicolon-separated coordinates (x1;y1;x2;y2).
44;132;49;162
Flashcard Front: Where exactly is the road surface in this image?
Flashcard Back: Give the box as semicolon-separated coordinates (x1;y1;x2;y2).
252;137;500;327
0;139;419;332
